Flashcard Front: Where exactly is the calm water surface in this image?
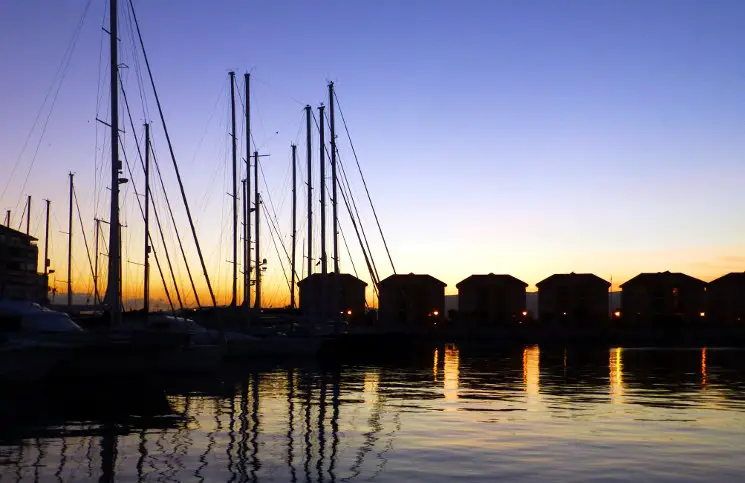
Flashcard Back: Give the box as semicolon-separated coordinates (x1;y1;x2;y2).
2;346;745;482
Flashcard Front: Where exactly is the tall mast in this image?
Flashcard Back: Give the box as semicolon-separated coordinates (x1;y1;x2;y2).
253;151;261;311
143;123;151;314
67;173;74;307
94;218;101;304
43;199;50;278
329;82;339;275
242;177;248;305
244;73;251;308
104;0;122;325
229;71;238;307
305;105;313;280
25;196;31;236
319;105;327;277
290;144;297;308
329;83;340;330
319;105;327;319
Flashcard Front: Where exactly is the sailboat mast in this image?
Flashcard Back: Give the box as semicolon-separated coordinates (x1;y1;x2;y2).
67;173;74;307
43;199;50;278
319;105;327;319
94;218;101;304
104;0;122;325
242;177;248;305
290;144;297;308
305;105;313;279
25;196;31;236
254;151;261;311
319;105;327;276
143;123;151;314
229;71;238;307
243;73;251;308
329;82;339;275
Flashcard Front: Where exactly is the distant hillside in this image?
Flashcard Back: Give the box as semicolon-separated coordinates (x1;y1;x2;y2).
445;292;621;314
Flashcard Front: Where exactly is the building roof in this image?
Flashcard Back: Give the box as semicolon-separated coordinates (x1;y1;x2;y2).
619;271;706;288
0;224;37;242
708;272;745;286
297;272;368;287
536;272;610;288
456;274;528;289
379;273;446;288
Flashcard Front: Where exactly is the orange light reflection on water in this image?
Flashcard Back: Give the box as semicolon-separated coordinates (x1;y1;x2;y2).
522;345;540;396
701;347;707;389
443;344;459;405
364;371;380;405
609;347;624;402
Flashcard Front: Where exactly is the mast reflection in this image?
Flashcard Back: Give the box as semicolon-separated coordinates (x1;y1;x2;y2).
287;369;297;483
609;347;624;402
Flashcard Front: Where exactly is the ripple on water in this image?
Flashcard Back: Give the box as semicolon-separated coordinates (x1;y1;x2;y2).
2;346;745;481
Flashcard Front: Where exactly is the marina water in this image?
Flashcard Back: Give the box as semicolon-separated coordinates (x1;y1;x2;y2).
1;346;744;482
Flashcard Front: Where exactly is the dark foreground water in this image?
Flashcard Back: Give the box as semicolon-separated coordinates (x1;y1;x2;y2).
2;346;745;482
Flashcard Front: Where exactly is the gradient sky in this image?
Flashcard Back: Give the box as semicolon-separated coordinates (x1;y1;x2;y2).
2;0;745;308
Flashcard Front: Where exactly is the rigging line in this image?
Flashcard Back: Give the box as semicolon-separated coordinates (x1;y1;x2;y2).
334;91;396;274
322;108;378;279
251;74;306;107
122;4;151;123
73;188;97;291
93;0;107;217
339;216;359;279
127;0;217;307
120;81;202;308
313;111;380;284
120;137;181;311
258;162;294;274
2;0;95;209
16;202;27;232
336;147;381;284
335;164;379;294
314;145;360;280
121;147;175;314
261;202;293;299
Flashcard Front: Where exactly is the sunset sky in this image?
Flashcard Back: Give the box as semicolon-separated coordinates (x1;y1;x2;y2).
2;0;745;308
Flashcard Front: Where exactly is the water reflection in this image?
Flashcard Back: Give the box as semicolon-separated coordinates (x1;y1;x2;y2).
522;345;540;399
609;347;624;401
433;348;439;382
443;344;460;405
2;348;745;481
701;347;707;389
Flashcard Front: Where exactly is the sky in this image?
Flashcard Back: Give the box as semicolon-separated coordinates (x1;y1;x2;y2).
2;0;745;308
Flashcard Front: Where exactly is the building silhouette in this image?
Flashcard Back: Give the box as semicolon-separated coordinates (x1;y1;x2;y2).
379;274;445;327
536;273;610;325
620;271;706;325
707;272;745;325
456;274;527;326
0;225;47;303
297;273;367;321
